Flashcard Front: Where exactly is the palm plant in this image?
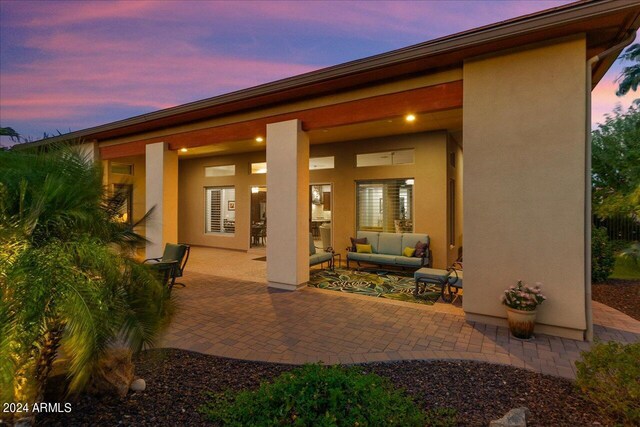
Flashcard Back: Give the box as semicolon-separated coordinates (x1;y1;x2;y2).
616;43;640;96
0;144;173;422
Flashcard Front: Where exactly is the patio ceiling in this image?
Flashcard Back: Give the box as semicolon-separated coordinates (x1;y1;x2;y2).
174;108;463;158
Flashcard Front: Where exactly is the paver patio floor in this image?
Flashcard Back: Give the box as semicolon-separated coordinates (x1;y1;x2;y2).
159;266;639;379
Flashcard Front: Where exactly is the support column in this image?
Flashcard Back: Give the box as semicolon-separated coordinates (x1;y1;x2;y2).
145;142;178;259
266;119;309;290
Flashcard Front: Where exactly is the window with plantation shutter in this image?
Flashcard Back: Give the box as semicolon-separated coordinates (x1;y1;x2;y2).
205;187;235;235
356;179;414;233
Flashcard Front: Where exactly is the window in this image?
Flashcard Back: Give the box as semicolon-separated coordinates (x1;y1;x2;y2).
356;179;413;233
356;149;414;167
111;162;133;175
205;165;235;177
113;184;132;225
205;187;236;235
309;156;334;170
251;162;267;174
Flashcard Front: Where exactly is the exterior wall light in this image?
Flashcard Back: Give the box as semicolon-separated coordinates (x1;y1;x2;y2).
180;148;188;153
405;114;416;122
256;137;264;142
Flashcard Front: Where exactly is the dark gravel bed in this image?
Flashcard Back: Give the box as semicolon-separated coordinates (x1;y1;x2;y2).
592;279;640;321
38;348;605;426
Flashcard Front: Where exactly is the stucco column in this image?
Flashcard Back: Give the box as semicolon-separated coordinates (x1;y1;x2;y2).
145;142;178;259
266;119;310;290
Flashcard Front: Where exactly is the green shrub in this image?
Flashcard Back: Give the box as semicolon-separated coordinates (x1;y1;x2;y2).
200;364;452;426
620;242;640;265
592;227;615;282
575;341;640;426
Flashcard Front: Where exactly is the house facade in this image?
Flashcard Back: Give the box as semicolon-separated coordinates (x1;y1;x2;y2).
35;1;640;341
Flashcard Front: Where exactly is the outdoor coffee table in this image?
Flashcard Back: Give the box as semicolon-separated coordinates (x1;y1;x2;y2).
414;267;463;303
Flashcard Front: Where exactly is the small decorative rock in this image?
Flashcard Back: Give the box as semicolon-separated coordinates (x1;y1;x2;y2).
130;378;146;392
489;407;531;427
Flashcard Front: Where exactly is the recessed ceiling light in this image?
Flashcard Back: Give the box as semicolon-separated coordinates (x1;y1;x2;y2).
180;148;188;153
256;136;264;142
405;114;416;122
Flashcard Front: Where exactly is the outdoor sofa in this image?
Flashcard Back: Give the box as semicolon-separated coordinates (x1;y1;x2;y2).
346;231;431;269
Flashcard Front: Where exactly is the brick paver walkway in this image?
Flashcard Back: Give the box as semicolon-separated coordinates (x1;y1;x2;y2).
160;270;639;379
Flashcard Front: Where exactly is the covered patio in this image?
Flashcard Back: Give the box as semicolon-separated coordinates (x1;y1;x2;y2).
160;250;640;379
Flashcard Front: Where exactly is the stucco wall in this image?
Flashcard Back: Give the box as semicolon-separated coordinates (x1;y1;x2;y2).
462;36;587;336
178;151;267;251
178;131;450;268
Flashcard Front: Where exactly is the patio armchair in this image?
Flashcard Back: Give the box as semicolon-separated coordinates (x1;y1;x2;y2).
148;260;179;291
309;232;337;270
144;243;191;288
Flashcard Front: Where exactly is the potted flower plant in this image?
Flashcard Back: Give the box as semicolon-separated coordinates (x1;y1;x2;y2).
501;281;546;339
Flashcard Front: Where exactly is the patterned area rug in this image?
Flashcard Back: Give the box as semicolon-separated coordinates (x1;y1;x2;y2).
308;268;442;305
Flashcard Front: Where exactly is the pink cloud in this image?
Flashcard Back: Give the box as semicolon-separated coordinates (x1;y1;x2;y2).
0;41;320;123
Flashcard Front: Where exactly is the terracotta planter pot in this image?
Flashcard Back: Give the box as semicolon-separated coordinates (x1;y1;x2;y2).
506;307;537;339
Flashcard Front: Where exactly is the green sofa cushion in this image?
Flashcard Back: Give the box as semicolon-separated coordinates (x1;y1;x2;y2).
310;252;332;266
413;267;449;281
347;252;374;262
395;256;423;267
367;254;396;264
378;233;403;256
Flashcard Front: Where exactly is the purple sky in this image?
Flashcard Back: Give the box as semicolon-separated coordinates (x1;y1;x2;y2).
1;0;638;145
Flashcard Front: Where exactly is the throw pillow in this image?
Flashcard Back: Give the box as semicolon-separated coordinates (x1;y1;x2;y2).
350;237;368;251
356;243;373;253
403;246;415;257
414;241;428;257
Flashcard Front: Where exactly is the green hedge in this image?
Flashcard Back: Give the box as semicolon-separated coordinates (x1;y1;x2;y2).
575;341;640;426
592;227;615;282
200;364;456;426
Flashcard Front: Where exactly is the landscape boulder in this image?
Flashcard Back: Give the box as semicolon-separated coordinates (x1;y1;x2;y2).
490;407;531;427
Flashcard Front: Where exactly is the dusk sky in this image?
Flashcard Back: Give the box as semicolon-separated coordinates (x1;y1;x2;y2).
1;0;638;145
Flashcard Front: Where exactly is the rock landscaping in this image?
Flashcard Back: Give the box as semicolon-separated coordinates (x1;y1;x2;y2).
39;348;606;426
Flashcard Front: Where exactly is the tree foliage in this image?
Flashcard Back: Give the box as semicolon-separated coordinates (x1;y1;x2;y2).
0;145;173;421
616;43;640;97
591;104;640;219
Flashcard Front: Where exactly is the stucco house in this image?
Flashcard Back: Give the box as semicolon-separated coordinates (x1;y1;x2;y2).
26;0;640;341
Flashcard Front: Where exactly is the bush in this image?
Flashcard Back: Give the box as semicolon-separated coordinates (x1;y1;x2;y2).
592;227;615;282
575;341;640;426
200;364;453;426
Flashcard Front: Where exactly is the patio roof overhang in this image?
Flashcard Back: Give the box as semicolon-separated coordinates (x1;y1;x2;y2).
100;80;462;159
16;0;640;151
